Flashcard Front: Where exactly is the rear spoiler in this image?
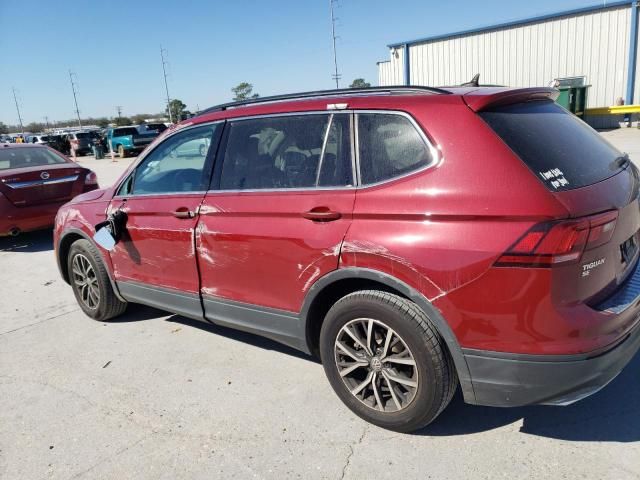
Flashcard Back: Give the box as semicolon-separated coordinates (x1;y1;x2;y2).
463;87;559;112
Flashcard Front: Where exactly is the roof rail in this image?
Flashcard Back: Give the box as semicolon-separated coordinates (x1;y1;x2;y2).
197;85;451;115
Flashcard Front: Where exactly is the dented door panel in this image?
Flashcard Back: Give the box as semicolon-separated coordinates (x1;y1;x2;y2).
108;194;205;293
196;189;355;312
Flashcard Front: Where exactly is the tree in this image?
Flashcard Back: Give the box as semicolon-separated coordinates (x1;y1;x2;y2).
0;122;8;134
114;116;132;127
131;113;151;125
93;117;111;128
232;82;259;102
166;99;187;123
25;122;45;133
350;78;371;88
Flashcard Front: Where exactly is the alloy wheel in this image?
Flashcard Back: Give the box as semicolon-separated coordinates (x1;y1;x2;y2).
71;254;100;310
334;318;418;412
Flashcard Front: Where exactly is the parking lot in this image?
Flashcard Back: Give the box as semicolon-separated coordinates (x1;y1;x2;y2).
1;129;639;480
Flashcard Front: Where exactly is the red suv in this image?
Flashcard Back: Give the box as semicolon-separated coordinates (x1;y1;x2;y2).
54;87;640;432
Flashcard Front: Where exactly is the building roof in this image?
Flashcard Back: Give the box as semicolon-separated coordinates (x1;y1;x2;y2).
388;0;634;48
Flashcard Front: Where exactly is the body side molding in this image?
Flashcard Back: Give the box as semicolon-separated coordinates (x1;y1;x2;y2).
117;280;205;321
202;294;307;352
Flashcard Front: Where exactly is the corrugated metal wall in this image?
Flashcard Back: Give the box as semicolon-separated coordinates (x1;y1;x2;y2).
380;3;636;115
377;60;403;86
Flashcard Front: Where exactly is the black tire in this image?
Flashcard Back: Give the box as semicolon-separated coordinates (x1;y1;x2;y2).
117;145;126;158
320;290;457;432
67;239;128;321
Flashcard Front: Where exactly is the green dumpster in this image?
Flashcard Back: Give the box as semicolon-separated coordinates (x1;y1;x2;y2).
556;86;590;117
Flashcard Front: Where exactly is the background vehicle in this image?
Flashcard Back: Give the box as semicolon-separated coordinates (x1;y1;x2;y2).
106;126;159;157
141;123;168;134
47;134;70;155
27;134;51;145
54;86;640;432
67;131;100;156
1;144;98;236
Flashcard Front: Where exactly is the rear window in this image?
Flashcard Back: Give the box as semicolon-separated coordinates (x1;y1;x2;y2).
480;101;624;191
114;128;138;136
0;147;68;170
75;132;91;139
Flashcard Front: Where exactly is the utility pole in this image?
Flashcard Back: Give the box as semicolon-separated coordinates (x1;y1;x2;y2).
160;46;173;123
68;70;82;129
43;116;50;131
330;0;341;88
12;87;24;134
116;106;122;125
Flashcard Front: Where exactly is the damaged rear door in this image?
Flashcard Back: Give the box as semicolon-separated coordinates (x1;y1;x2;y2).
196;112;355;347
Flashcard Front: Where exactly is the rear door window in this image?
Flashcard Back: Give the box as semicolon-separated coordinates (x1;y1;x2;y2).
218;113;353;190
357;113;434;185
480;101;625;191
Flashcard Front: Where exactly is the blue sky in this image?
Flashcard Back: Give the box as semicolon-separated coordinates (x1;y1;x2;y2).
0;0;595;126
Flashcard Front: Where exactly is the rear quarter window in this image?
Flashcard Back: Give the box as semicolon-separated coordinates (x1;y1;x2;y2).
357;113;433;185
480;101;624;191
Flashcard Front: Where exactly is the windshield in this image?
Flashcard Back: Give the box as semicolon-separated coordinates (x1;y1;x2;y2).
0;147;68;170
480;101;624;191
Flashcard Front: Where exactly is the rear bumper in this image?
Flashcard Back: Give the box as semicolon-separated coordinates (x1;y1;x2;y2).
0;198;61;235
464;319;640;407
0;185;96;235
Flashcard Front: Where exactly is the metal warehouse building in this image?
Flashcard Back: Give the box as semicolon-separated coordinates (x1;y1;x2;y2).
377;1;639;127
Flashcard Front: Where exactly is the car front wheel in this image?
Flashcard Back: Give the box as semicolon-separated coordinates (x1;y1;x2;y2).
68;239;128;321
320;290;457;432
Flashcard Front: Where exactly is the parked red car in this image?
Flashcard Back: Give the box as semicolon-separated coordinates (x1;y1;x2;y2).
54;86;640;432
0;144;98;236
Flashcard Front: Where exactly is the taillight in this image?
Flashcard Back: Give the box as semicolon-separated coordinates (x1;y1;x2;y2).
495;211;618;267
85;171;98;185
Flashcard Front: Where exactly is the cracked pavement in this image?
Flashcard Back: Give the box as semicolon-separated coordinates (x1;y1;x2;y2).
1;129;640;479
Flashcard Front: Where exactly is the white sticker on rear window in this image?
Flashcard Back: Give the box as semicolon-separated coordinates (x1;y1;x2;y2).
539;168;569;189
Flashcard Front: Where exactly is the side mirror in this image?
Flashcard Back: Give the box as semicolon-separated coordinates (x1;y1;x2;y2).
93;209;128;251
94;227;116;251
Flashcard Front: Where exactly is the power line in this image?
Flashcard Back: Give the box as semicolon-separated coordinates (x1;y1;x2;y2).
329;0;341;88
68;70;82;129
160;46;173;123
11;87;24;134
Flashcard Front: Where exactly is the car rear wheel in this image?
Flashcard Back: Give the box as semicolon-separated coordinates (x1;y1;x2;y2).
68;239;127;321
320;290;457;432
117;145;126;158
